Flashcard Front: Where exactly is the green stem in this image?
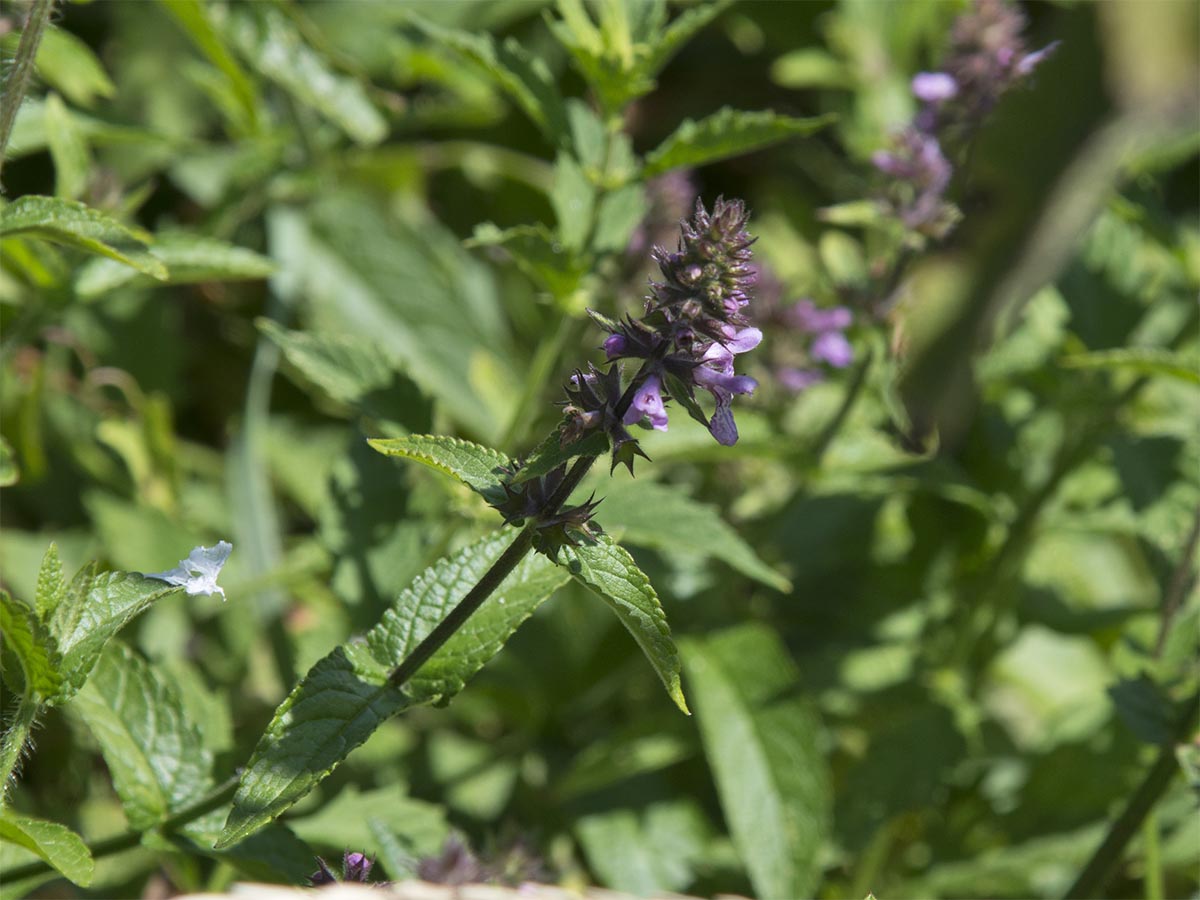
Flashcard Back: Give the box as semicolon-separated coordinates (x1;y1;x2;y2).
0;695;39;804
809;345;875;467
1063;689;1200;899
1142;809;1162;900
2;776;241;884
0;0;54;186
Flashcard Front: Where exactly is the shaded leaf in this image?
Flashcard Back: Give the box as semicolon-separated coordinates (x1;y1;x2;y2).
0;196;167;280
592;183;649;253
1061;347;1200;385
512;426;609;486
643;108;835;178
468;222;587;299
0;812;93;887
68;642;213;830
368;435;511;501
43;94;90;201
576;799;711;895
75;234;274;299
550;152;595;251
0;591;62;700
558;534;688;714
1108;675;1174;745
681;624;830;900
216;530;568;847
27;27;116;108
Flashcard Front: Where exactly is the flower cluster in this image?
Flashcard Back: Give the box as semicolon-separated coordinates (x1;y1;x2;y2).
776;299;855;392
873;0;1057;235
308;850;374;885
578;197;762;450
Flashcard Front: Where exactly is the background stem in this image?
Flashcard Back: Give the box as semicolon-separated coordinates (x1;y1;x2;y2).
0;695;39;803
0;0;55;186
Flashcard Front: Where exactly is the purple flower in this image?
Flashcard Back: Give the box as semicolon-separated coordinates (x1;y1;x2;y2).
810;331;854;368
912;71;958;102
778;367;824;392
1016;41;1060;77
784;299;852;334
603;334;626;359
623;373;669;431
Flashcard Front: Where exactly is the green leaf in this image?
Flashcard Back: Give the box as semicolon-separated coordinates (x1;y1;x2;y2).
512;426;609;486
558;534;688;714
0;196;167;280
642;108;835;178
597;479;791;592
48;565;182;702
226;6;385;145
576;799;711;895
288;785;447;860
0;812;93;886
74;233;274;299
216;529;568;847
35;543;65;619
1060;347;1200;385
771;48;852;89
641;0;732;80
468;222;588;300
413;18;568;146
28;27;116;108
592;183;649;253
680;624;829;900
0;436;16;488
368;434;512;501
0;591;63;700
1108;675;1175;745
550;152;595;251
157;0;261;131
257;320;430;433
43;94;90;202
68;642;213;830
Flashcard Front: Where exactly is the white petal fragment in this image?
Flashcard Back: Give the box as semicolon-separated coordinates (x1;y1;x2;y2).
148;541;233;599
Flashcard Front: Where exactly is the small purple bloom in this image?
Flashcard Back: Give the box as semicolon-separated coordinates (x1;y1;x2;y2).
784;300;852;334
343;852;373;882
778;367;824;392
603;334;627;359
1016;41;1060;77
912;71;958;102
623;373;669;431
810;331;854;368
694;366;758;396
721;325;763;354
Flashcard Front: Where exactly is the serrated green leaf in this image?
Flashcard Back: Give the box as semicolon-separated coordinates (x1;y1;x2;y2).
468;222;588;299
68;642;213;830
74;233;274;299
43;94;90;201
225;6;384;145
551;152;595;251
512;426;609;486
258;320;430;434
0;591;63;700
0;812;93;886
217;530;568;847
1060;347;1200;385
157;0;261;131
680;624;829;900
35;543;65;619
0;196;167;280
414;18;568;146
558;534;688;714
48;565;182;702
642;108;835;178
596;480;791;592
368;435;511;501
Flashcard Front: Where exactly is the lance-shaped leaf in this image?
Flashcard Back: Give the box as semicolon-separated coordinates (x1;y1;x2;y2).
0;196;167;279
0;591;62;700
596;479;791;592
216;530;568;848
368;435;511;502
68;642;214;830
643;108;835;178
558;534;688;714
35;543;66;619
0;812;93;887
680;624;830;900
75;234;274;299
48;565;182;702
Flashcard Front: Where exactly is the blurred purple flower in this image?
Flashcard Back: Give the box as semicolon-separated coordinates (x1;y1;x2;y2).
810;331;854;368
912;71;958;102
778;367;824;392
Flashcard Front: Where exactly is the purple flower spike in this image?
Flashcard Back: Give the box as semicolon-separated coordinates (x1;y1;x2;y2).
810;331;854;368
623;373;669;431
912;71;958;102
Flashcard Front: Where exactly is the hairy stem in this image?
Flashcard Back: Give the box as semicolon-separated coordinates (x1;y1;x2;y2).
0;0;55;186
1063;689;1199;899
0;695;39;805
2;776;241;884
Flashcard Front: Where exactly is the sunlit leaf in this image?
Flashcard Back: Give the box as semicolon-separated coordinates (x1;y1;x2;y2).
368;434;512;502
0;590;62;700
74;234;274;299
643;108;835;177
0;812;93;886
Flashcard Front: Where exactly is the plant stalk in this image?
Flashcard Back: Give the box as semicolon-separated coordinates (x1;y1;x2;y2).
0;0;55;186
0;695;39;804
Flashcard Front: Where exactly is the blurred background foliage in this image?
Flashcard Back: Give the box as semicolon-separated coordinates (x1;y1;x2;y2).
0;0;1198;898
